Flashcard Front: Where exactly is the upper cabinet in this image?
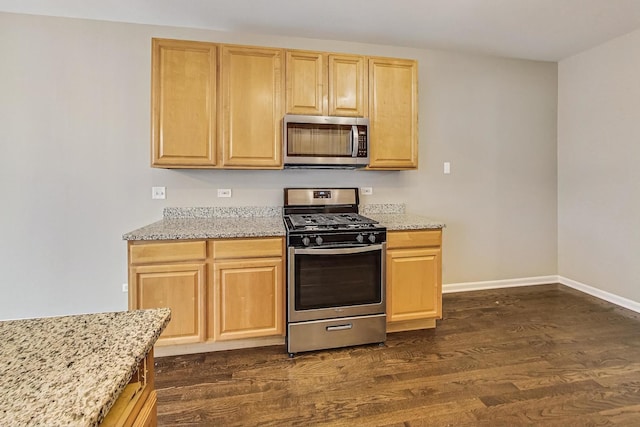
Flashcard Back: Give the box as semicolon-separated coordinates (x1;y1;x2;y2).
151;39;217;168
149;38;418;170
286;50;367;117
368;57;418;169
150;40;284;169
220;45;284;169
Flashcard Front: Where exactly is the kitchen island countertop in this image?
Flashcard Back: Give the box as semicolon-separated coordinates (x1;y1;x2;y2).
0;308;171;426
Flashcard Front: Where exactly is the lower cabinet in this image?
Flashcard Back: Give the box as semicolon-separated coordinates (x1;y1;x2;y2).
212;257;284;340
386;229;442;333
128;237;285;348
210;237;285;341
129;241;207;346
130;263;206;346
128;231;440;350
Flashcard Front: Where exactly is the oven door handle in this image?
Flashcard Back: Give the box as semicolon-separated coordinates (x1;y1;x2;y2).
293;244;384;255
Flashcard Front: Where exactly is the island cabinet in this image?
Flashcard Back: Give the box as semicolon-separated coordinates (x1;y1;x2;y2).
129;241;207;346
101;350;157;427
210;238;285;341
285;50;367;117
386;229;442;333
368;57;419;169
151;38;217;168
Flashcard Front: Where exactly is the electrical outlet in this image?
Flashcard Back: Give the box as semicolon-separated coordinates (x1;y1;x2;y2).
444;162;451;174
122;283;128;293
217;189;232;198
361;187;373;196
151;186;166;199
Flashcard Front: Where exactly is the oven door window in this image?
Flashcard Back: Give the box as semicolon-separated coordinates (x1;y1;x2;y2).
293;248;382;310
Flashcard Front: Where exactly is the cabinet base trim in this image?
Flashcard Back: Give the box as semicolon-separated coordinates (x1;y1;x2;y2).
154;336;285;357
387;318;436;333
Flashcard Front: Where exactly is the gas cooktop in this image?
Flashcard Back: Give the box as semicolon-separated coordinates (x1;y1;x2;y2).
286;212;379;230
283;188;386;247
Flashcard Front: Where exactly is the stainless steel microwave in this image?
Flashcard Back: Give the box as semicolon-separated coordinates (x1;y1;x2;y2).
283;115;370;168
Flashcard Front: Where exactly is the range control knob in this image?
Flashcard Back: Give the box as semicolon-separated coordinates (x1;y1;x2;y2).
315;236;324;246
368;234;376;243
356;234;364;243
302;236;311;247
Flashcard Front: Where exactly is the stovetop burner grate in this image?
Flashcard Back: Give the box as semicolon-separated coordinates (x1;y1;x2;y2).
287;213;378;229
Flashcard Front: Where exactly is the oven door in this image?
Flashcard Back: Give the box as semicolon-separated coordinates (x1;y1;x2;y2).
288;243;386;323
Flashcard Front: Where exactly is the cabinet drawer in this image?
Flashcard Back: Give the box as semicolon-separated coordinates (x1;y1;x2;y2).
387;230;441;249
130;241;206;264
213;237;283;259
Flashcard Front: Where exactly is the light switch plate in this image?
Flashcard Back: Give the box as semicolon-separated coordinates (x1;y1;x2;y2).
444;162;451;174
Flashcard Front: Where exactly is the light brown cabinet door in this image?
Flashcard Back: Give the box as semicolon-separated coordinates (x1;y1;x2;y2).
213;258;284;341
151;39;217;167
386;247;441;323
285;50;366;117
286;50;326;115
368;57;418;169
220;45;284;168
328;54;367;117
131;263;206;345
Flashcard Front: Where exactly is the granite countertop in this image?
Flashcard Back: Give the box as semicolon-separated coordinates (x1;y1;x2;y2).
359;202;445;230
368;212;445;230
122;205;444;241
0;308;171;426
123;207;286;241
123;217;286;241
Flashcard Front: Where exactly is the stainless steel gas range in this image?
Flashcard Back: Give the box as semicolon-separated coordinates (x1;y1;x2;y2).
283;188;387;357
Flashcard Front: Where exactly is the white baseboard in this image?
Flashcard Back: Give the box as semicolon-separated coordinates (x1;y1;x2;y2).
442;275;560;294
443;274;640;314
558;276;640;314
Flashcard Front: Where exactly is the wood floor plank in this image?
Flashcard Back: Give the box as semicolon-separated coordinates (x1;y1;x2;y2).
155;284;640;425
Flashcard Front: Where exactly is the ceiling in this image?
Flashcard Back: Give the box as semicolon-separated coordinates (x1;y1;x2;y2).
2;0;640;61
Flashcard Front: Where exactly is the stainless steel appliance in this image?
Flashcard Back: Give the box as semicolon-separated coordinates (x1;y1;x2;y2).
283;115;369;168
283;188;386;357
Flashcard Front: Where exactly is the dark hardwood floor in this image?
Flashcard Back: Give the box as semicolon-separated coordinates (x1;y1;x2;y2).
155;284;640;426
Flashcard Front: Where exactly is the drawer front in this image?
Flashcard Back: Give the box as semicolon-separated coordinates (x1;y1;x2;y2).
213;237;283;259
387;229;442;249
130;241;207;264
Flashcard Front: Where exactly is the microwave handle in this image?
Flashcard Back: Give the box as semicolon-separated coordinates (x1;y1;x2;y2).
350;125;358;157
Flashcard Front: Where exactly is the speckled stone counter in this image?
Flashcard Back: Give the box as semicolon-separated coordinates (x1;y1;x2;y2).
122;205;443;241
123;217;286;240
367;213;445;230
123;206;285;241
361;203;445;230
0;308;171;426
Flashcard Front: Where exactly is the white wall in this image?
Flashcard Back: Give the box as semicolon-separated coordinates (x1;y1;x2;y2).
558;29;640;302
0;12;558;320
